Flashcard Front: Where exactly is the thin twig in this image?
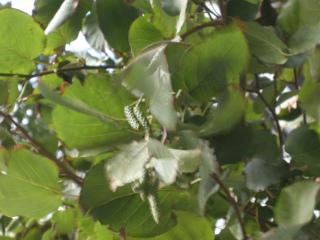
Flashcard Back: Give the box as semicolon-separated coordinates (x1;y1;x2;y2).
161;128;167;144
217;0;226;22
0;65;122;80
119;228;126;240
0;111;83;186
191;0;219;20
211;172;248;240
257;91;284;147
254;75;284;153
0;218;5;236
293;68;307;125
181;20;224;40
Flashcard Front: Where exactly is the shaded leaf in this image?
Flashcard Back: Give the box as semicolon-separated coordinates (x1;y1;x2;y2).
275;181;320;227
285;127;320;176
45;0;79;35
96;0;139;52
198;142;219;214
300;80;320;122
81;163;195;238
243;21;288;64
227;0;260;21
277;0;320;53
261;226;300;240
199;90;245;137
245;158;286;192
129;211;213;240
83;5;109;52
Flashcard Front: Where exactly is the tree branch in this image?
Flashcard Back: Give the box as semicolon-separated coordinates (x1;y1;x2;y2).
181;20;224;40
254;75;284;152
0;64;122;80
217;0;226;22
191;0;219;20
293;68;307;125
211;172;249;240
0;111;83;186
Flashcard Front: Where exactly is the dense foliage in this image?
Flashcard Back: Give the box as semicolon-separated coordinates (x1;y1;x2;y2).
0;0;320;239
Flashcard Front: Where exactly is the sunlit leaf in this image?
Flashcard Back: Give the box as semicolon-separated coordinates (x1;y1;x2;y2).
0;9;45;74
0;149;61;218
48;74;137;150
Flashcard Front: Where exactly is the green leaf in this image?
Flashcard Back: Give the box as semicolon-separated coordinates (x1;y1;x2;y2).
129;16;163;55
0;148;8;173
129;211;213;240
169;148;201;173
148;139;179;185
288;24;320;53
49;74;137;150
211;125;252;165
0;79;19;107
131;0;153;13
243;22;288;64
261;226;300;240
151;0;179;38
198;142;220;214
277;0;320;36
94;222;114;240
245;129;286;191
0;9;45;74
51;209;77;235
34;0;90;51
277;0;320;53
300;80;320;122
80;163;195;238
105;140;149;191
105;138;199;190
80;162;132;210
124;45;177;130
174;25;249;101
227;0;260;21
33;0;63;24
78;215;114;240
45;0;79;35
199;90;245;137
0;149;61;218
91;190;194;238
83;5;109;52
160;0;182;16
245;158;286;192
96;0;139;52
285;127;320;175
275;181;320;227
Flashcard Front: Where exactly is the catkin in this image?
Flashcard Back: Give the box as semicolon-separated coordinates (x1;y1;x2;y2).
124;106;139;130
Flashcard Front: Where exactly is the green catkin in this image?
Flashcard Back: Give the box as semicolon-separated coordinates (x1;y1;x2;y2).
133;104;149;131
124;105;139;130
147;194;160;224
